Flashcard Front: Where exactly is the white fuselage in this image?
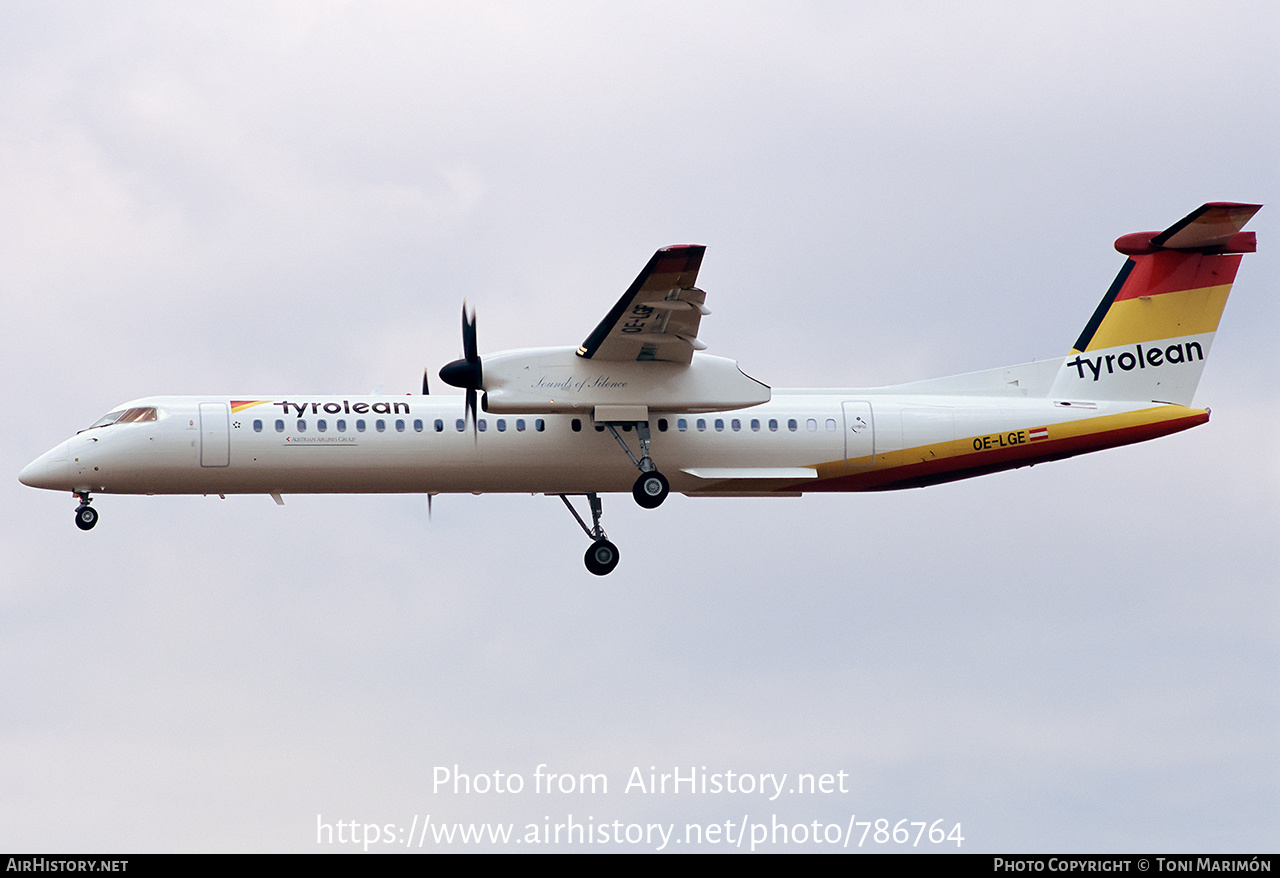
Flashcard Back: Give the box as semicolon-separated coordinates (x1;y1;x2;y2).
19;378;1207;500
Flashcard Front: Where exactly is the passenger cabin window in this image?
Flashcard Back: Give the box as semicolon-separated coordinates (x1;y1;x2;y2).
807;418;817;432
317;419;327;432
769;419;778;432
337;420;347;432
414;419;423;432
356;420;366;432
535;419;545;432
275;420;285;433
435;419;445;432
253;420;263;432
376;419;386;432
395;419;405;432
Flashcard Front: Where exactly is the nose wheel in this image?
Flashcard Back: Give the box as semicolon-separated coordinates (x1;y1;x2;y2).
74;493;98;531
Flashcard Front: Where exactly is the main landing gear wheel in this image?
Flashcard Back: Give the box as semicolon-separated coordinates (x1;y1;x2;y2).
604;421;670;510
632;471;669;509
584;539;620;576
75;505;98;531
560;493;622;575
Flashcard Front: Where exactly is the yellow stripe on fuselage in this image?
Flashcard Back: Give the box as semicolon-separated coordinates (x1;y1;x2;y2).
798;405;1206;491
1079;284;1230;352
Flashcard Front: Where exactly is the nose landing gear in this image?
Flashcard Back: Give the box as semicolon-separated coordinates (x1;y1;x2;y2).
74;492;98;531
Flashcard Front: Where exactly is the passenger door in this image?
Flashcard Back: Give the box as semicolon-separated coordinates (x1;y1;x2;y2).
842;401;874;467
199;402;230;467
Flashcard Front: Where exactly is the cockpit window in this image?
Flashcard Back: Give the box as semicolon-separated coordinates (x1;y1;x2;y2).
82;407;158;431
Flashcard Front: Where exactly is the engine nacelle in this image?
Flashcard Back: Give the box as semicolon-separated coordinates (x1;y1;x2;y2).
479;347;770;414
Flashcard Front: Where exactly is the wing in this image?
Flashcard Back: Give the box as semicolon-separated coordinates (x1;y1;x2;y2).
576;245;710;364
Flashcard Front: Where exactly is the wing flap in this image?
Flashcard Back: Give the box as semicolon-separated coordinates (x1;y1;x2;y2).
681;467;818;480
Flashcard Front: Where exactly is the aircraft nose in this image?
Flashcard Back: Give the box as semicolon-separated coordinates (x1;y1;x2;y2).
19;441;71;490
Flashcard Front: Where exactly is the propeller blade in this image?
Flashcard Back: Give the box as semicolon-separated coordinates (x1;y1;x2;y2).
466;387;478;444
422;369;430;395
462;304;478;363
437;301;484;441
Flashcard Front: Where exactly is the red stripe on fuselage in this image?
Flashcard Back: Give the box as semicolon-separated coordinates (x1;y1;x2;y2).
794;411;1209;493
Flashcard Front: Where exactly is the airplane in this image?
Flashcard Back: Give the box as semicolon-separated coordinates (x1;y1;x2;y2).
20;202;1260;575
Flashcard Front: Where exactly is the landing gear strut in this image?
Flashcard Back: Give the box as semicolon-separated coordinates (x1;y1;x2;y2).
605;422;670;509
560;493;620;576
74;492;98;531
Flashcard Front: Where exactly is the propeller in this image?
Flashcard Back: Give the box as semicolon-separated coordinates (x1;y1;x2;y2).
438;304;482;434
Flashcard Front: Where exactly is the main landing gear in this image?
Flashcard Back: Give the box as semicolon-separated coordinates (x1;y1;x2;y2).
604;421;670;509
559;419;671;575
74;492;98;531
559;493;620;576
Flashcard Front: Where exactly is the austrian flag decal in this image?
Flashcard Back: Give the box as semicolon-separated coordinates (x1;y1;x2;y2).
1029;427;1049;442
230;400;271;413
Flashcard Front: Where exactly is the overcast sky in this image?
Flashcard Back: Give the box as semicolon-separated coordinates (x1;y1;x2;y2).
2;1;1277;853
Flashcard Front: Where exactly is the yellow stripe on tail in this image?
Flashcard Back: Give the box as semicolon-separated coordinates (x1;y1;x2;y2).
1051;203;1259;405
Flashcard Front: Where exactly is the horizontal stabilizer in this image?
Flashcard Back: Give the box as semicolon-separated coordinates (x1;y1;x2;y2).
1115;202;1260;255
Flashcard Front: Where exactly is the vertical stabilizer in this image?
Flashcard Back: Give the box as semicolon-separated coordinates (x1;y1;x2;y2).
1050;203;1259;405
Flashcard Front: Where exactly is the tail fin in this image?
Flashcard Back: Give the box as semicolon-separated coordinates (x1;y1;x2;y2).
1050;202;1260;405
